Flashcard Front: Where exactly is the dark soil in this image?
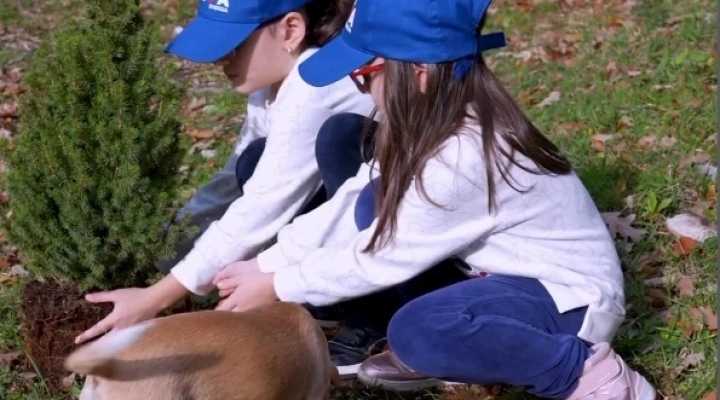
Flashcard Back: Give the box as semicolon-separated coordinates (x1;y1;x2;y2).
19;278;113;396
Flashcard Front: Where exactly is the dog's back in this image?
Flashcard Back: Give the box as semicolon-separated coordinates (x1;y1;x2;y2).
65;302;337;400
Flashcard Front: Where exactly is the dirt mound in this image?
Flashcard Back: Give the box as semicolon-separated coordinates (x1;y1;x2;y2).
19;279;112;395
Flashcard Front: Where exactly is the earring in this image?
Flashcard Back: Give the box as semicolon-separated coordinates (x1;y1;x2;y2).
284;47;292;54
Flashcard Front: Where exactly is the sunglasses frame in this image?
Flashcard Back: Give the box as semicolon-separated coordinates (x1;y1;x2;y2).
349;63;385;93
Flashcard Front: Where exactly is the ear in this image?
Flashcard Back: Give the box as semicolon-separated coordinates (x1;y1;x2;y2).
274;11;307;54
412;63;428;93
64;321;154;379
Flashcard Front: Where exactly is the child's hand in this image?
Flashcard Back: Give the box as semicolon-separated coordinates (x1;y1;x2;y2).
213;259;255;297
74;274;189;345
74;287;162;344
213;259;278;312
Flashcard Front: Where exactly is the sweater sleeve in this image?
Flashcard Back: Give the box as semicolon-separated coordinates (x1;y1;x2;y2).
170;99;332;295
256;163;373;273
272;137;498;306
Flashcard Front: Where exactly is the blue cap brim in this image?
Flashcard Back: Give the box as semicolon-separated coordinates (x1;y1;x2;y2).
165;17;259;63
299;34;375;87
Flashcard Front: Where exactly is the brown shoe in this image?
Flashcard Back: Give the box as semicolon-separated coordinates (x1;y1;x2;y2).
357;350;443;392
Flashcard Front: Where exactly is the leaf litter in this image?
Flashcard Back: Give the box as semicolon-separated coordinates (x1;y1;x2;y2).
601;212;646;242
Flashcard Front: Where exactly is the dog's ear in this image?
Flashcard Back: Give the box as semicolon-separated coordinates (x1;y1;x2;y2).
65;321;155;379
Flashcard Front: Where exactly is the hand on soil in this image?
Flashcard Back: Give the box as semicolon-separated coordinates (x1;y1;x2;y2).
74;288;162;344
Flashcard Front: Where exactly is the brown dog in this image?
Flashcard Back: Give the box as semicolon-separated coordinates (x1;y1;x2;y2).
64;302;339;400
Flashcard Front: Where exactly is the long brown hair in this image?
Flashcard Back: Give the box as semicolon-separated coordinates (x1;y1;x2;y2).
363;18;572;253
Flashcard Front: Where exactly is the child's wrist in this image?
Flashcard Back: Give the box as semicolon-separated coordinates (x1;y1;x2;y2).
150;274;190;310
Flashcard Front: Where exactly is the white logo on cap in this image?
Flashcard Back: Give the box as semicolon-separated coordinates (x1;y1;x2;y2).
345;1;356;33
205;0;229;13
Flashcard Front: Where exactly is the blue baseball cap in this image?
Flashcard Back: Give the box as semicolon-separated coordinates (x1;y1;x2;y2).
299;0;506;87
166;0;313;63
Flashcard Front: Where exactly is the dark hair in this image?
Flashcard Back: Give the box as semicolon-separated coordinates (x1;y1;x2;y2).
303;0;355;47
363;17;573;253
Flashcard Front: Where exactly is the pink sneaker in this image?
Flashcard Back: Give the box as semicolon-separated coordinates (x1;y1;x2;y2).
566;343;656;400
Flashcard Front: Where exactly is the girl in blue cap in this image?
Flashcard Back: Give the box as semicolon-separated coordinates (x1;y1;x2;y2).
210;0;657;398
75;0;387;370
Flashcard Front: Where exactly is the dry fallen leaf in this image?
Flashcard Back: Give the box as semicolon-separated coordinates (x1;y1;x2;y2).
0;350;21;366
637;134;657;149
699;306;717;331
675;275;694;297
673;236;696;256
186;130;215;140
678;351;704;372
637;251;663;267
702;391;717;400
670;316;697;339
536;91;561;108
678;152;710;170
0;273;17;285
617;115;633;129
186;97;207;112
689;307;717;331
708;184;716;204
18;371;37;381
601;212;646;242
667;213;716;242
660;135;677;148
591;133;616;152
0;102;19;118
605;61;619;80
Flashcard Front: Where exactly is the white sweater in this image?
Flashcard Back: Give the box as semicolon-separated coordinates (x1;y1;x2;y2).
171;48;376;295
258;126;627;345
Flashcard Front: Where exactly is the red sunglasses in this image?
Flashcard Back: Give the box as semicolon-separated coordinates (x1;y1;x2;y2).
349;63;384;92
350;63;384;78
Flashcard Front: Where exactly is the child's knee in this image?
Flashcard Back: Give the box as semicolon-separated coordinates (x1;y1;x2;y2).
315;113;364;163
386;295;465;370
354;177;381;230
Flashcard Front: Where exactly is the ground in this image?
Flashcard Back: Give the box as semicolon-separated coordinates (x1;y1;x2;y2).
0;0;716;399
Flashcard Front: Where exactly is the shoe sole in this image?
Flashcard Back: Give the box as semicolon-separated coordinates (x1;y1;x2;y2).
336;363;362;380
356;368;443;392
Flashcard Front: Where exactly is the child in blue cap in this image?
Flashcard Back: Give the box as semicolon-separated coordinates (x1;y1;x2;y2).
76;0;389;374
210;0;657;398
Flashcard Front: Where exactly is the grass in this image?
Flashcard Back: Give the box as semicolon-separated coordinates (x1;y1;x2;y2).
0;0;716;399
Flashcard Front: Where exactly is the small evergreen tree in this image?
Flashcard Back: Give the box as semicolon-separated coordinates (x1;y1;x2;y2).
3;0;187;290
